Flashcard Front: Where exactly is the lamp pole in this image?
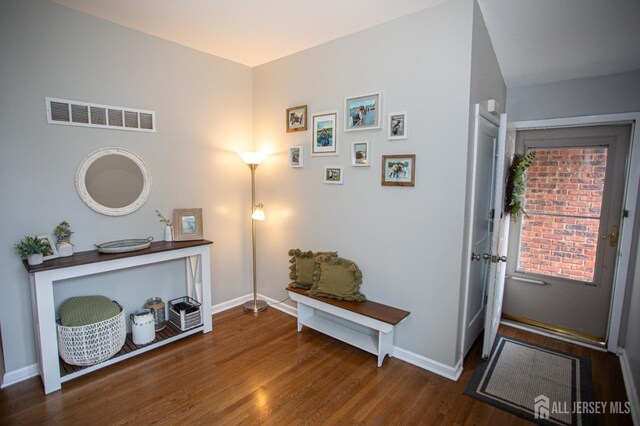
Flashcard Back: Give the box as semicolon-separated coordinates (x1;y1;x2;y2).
243;162;268;313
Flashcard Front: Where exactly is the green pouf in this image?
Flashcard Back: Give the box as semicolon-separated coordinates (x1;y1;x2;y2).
59;295;120;327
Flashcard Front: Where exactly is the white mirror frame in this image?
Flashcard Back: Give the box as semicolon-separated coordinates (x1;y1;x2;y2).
75;147;152;216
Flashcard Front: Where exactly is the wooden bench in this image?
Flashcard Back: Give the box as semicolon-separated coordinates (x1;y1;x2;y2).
286;287;410;367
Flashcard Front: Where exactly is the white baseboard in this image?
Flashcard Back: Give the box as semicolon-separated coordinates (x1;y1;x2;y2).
211;294;253;314
258;293;297;317
2;363;39;389
210;293;297;317
392;347;463;381
619;348;639;425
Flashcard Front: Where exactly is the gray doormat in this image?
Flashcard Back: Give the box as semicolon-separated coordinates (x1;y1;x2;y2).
464;335;595;425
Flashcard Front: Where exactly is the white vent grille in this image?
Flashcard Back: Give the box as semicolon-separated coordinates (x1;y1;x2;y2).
46;97;156;133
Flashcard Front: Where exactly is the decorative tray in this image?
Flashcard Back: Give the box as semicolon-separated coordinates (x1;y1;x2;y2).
95;237;154;254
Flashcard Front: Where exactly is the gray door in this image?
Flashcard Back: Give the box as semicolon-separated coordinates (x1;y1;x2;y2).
503;124;631;340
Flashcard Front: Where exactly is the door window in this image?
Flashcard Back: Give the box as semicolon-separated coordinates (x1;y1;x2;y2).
516;147;607;284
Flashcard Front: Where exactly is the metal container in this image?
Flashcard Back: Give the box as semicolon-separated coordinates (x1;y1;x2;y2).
130;309;155;345
144;297;166;331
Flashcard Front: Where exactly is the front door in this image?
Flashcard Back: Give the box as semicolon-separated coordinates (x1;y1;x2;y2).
502;124;631;341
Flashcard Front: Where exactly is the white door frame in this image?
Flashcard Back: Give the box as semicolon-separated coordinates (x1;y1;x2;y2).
513;112;640;353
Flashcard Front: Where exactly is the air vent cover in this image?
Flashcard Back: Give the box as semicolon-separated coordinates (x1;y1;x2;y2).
46;97;155;133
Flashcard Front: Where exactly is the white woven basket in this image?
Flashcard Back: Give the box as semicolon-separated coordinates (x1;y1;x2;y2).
56;305;126;366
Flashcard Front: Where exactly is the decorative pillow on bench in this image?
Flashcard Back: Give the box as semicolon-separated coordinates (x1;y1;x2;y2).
308;254;367;301
288;249;337;289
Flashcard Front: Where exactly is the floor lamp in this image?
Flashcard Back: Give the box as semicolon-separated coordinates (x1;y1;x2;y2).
239;151;268;313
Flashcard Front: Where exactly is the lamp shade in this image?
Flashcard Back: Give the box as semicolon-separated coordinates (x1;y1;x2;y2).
239;151;267;165
251;204;265;221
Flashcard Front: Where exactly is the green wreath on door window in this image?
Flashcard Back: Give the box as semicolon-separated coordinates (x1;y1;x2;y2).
504;151;536;222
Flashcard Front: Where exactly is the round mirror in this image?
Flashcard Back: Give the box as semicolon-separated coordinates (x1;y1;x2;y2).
76;147;152;216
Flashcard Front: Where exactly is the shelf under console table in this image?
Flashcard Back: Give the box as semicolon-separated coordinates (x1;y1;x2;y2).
23;240;213;394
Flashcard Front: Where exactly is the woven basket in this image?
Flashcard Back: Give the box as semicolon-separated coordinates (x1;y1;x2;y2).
56;304;126;366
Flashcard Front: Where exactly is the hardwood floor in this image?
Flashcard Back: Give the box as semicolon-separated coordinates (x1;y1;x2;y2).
0;307;632;425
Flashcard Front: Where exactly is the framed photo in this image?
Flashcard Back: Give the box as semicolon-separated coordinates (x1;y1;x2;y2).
289;145;304;167
351;141;370;167
388;111;408;140
381;155;416;187
37;234;58;261
345;92;381;131
173;208;204;241
286;105;307;133
311;112;338;156
324;166;343;184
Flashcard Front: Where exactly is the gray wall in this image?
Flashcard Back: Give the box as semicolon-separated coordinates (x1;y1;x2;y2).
0;0;253;375
507;70;640;121
252;0;503;368
622;182;640;414
1;0;507;379
456;0;507;357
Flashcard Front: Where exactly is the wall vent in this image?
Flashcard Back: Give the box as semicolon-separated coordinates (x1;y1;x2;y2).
46;97;155;133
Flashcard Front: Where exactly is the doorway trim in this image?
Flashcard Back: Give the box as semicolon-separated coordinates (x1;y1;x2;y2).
513;112;639;353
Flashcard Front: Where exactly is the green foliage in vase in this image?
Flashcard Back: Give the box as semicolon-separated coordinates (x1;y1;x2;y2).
156;210;172;226
14;235;54;257
53;220;73;243
505;151;536;222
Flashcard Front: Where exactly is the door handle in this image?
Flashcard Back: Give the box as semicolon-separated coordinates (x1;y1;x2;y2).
601;224;618;247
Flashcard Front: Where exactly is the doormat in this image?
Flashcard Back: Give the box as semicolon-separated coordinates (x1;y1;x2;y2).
464;335;595;425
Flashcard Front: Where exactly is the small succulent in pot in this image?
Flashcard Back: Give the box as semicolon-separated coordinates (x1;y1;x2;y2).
15;235;54;265
53;221;74;257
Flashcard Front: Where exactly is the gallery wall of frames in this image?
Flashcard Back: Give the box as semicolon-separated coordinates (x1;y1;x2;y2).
286;93;414;188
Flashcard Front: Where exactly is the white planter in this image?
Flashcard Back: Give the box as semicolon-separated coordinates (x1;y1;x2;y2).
27;253;44;265
57;241;74;257
164;225;173;242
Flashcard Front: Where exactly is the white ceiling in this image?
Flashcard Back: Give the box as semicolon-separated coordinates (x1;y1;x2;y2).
52;0;640;88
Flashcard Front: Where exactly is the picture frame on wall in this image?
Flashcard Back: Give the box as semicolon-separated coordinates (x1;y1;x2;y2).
289;145;303;167
381;154;416;187
311;112;338;156
351;141;370;167
324;166;343;184
173;208;204;241
388;111;408;140
344;92;381;131
286;105;307;133
37;234;59;261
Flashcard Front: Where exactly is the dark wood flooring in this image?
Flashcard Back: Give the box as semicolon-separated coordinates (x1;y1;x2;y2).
0;306;632;425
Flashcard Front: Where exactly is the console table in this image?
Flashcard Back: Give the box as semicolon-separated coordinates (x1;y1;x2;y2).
23;240;213;394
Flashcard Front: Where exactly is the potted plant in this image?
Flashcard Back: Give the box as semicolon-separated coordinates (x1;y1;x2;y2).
53;220;74;257
15;235;54;265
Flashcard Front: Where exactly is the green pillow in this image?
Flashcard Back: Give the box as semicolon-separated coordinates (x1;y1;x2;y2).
59;296;121;327
307;255;366;301
288;249;337;289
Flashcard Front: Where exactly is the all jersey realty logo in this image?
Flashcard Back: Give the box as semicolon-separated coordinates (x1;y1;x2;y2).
534;394;630;419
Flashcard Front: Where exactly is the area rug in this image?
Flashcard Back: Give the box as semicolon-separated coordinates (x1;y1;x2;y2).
464;335;595;425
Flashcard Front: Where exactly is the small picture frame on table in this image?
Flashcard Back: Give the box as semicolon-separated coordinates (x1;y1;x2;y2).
173;208;204;241
381;155;416;187
388;112;408;140
289;146;303;167
311;112;338;156
324;166;343;185
37;234;59;261
345;92;381;131
351;141;370;167
286;105;307;133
